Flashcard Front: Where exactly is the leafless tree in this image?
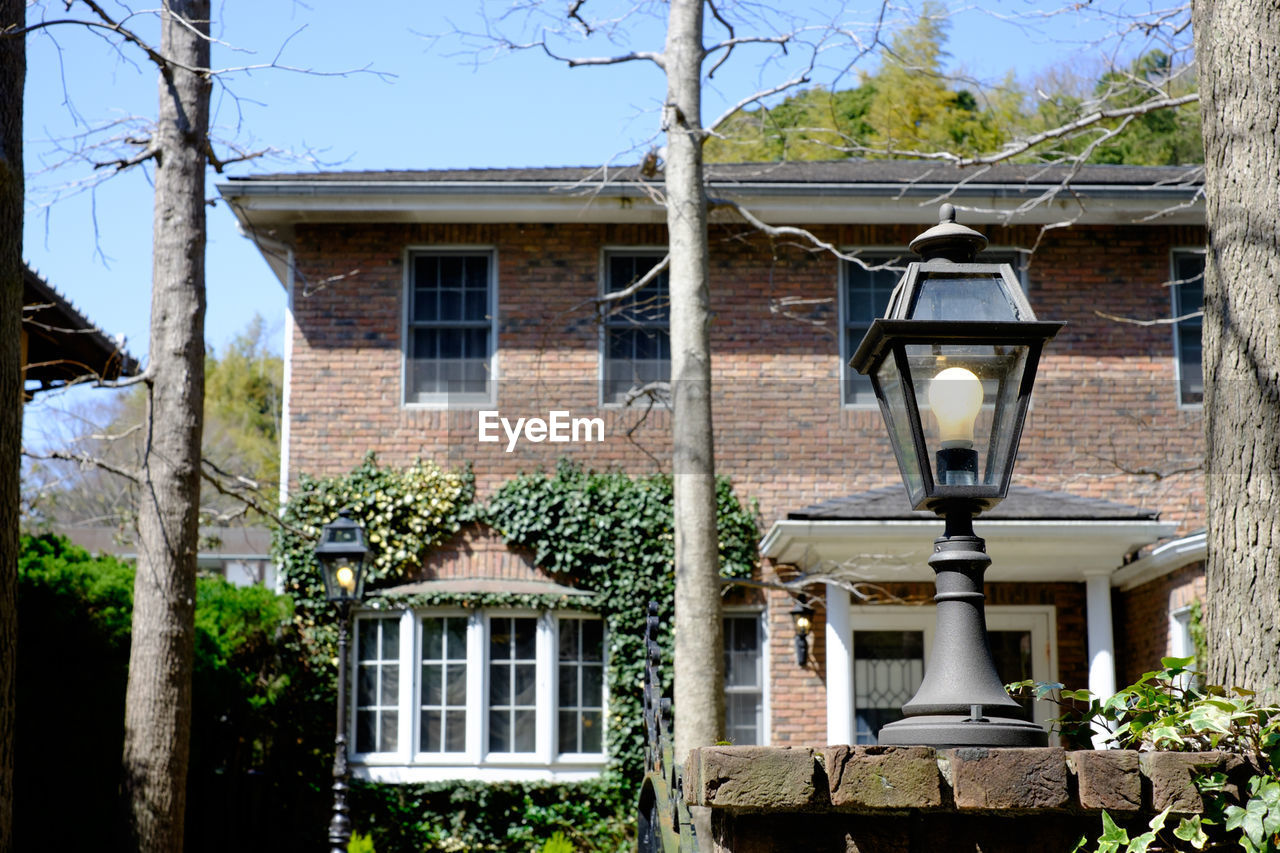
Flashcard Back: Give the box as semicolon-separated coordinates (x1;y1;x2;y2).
0;0;22;847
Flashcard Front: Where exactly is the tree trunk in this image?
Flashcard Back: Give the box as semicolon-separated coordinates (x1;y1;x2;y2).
121;0;210;848
1194;0;1280;697
665;0;724;763
0;0;23;848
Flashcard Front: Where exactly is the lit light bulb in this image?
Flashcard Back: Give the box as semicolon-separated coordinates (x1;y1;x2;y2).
336;564;356;591
927;366;983;447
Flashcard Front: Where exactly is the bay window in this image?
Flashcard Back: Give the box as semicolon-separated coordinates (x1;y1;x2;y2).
351;609;607;782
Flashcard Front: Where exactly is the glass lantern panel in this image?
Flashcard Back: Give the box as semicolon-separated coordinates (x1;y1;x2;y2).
908;273;1022;322
872;351;925;499
903;343;1032;489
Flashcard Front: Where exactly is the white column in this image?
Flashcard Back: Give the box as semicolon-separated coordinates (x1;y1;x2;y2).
1085;571;1117;748
824;583;854;745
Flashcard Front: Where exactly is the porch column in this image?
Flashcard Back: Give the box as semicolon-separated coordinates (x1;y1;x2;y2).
1084;570;1117;748
824;583;854;745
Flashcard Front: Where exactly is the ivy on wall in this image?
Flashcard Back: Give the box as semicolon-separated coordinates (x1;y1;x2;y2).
273;456;760;851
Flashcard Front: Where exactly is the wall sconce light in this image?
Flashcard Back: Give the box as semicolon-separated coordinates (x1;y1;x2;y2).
790;604;815;667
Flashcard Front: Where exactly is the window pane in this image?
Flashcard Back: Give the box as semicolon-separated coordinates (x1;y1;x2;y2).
514;710;537;752
514;618;537;659
559;711;577;754
446;618;468;660
582;664;603;703
582;710;603;753
723;615;764;745
559;666;576;707
358;666;377;706
406;253;492;402
989;630;1035;722
446;663;467;705
423;619;443;659
1173;253;1205;405
421;710;441;752
604;254;671;402
379;711;398;752
489;663;509;706
514;664;537;705
445;711;467;752
489;709;510;753
583;620;604;661
853;631;924;745
423;664;442;706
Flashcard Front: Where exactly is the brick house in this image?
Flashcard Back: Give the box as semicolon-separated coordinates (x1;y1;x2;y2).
219;161;1206;781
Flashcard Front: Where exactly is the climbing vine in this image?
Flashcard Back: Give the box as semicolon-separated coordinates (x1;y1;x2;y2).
273;456;760;851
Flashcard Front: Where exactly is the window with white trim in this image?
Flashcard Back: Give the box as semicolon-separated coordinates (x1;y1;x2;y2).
404;250;495;405
723;612;766;745
847;606;1054;745
351;610;607;782
841;252;1027;406
1171;251;1204;406
602;251;670;403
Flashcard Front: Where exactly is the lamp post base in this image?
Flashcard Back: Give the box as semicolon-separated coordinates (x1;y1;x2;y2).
877;713;1048;748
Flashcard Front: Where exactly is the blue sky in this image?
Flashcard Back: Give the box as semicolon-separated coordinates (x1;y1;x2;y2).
21;0;1152;437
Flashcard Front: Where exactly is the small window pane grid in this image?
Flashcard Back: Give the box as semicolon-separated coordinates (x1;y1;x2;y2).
488;616;539;753
852;631;924;745
420;616;468;753
1172;252;1205;405
603;254;671;403
355;617;401;754
406;252;493;402
723;614;765;746
557;618;606;754
843;252;1026;406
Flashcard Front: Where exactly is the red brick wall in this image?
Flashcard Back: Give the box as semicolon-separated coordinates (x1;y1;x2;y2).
285;218;1204;746
1113;561;1206;687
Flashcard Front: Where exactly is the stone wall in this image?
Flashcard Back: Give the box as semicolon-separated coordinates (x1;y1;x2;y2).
684;745;1247;853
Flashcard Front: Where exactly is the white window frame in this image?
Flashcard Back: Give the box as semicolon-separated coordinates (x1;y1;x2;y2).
846;604;1056;734
349;608;607;784
599;247;671;407
401;246;499;409
839;249;1030;408
1170;248;1205;409
722;606;770;746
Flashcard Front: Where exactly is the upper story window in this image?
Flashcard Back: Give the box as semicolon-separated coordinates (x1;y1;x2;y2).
841;251;1027;406
352;609;607;783
405;250;495;406
723;612;767;745
602;251;670;404
1171;251;1205;406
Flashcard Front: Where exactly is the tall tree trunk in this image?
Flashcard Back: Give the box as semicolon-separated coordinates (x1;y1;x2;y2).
1194;0;1280;697
121;0;210;847
0;0;23;848
665;0;724;763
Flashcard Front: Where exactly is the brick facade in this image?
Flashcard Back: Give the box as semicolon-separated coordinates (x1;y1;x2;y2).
1113;560;1207;687
279;211;1206;747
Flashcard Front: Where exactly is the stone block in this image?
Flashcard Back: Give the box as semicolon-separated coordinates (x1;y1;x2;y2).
948;747;1069;810
1140;752;1223;813
824;745;943;809
687;746;827;810
1068;750;1142;812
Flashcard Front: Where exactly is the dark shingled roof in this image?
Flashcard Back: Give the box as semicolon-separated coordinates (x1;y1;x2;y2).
788;485;1161;522
230;161;1203;189
23;266;140;397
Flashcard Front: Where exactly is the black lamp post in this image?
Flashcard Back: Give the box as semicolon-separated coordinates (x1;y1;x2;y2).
314;509;371;852
851;204;1063;747
790;604;815;667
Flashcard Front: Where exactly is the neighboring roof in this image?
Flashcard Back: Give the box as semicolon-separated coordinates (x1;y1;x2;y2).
788;485;1162;522
23;266;140;397
60;525;273;561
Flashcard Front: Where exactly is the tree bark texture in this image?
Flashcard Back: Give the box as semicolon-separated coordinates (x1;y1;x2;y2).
665;0;725;764
121;0;210;848
0;1;23;849
1193;0;1280;697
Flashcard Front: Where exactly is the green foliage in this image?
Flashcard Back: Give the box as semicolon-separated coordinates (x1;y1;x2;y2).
275;457;759;851
1016;659;1280;852
14;533;312;851
541;831;576;853
706;6;1201;167
204;314;286;509
349;778;631;853
348;832;377;853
